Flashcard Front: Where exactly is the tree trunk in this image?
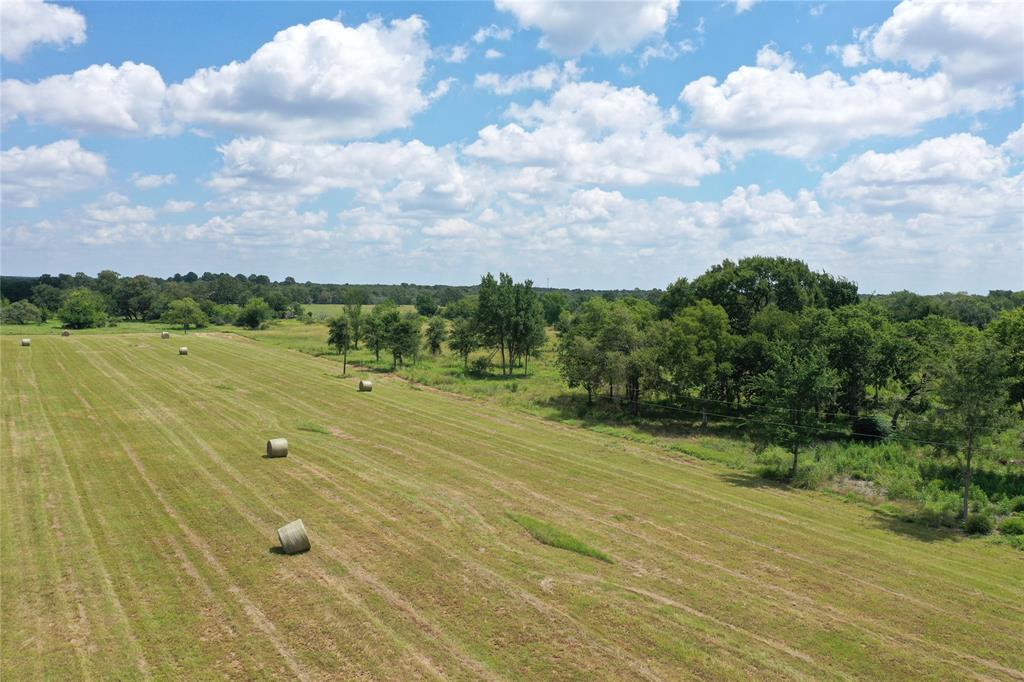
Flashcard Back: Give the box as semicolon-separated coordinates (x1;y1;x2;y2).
790;446;800;478
342;352;347;375
587;386;593;405
962;432;974;522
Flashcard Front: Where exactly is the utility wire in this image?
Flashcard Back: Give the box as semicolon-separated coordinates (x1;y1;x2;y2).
590;393;973;450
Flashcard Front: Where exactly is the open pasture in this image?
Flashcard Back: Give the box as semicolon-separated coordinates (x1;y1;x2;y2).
2;333;1022;679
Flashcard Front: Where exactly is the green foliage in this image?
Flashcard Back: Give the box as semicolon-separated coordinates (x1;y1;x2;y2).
507;513;612;563
448;318;478;366
415;293;438;316
58;288;110;329
31;283;65;313
541;291;567;325
987;308;1024;411
964;514;993;535
236;297;273;329
327;316;353;372
3;299;45;324
162;297;208;332
999;515;1024;536
750;339;838;475
387;313;421;368
852;415;891;441
425;316;446;355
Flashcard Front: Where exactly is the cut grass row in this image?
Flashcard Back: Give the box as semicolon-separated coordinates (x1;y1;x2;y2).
3;333;1023;679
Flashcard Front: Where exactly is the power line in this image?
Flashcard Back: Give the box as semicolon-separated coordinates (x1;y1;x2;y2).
591;393;971;450
659;391;1007;434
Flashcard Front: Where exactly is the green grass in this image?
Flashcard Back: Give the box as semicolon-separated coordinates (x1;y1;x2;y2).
5;333;1023;678
296;421;329;434
507;513;613;563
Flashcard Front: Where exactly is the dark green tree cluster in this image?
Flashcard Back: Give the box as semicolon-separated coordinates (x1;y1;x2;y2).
554;258;1022;522
473;273;546;375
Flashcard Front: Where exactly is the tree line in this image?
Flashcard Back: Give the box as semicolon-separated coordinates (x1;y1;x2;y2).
551;256;1022;524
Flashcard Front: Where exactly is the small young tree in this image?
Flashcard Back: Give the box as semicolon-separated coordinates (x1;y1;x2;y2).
163;297;208;334
915;332;1011;523
235;297;273;329
448;318;478;367
327;316;352;374
751;341;838;478
345;303;363;349
425;316;447;355
387;313;421;368
58;288;110;329
363;315;386;362
556;335;605;405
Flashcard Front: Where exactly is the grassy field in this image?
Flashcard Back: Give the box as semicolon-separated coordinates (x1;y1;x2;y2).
3;332;1023;679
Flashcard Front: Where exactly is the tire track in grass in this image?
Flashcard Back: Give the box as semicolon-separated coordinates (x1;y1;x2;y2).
227;363;972;679
47;346;276;675
79;337;481;680
49;340;308;680
169;342;822;679
127;339;634;681
14;350;104;680
216;339;1024;677
178;339;937;675
360;377;1024;623
121;339;697;680
1;351;49;679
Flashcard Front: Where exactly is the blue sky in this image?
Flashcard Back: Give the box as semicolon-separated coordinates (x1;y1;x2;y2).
1;0;1021;293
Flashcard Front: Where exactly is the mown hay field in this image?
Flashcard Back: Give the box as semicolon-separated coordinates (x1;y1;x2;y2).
2;333;1022;679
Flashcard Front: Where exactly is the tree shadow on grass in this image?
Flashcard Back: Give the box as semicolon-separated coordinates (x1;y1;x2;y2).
716;470;790;490
535;394;756;443
867;511;964;544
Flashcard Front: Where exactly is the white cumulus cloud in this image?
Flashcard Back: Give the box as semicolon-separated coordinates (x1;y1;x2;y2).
0;0;86;61
133;173;176;189
871;0;1024;87
1;139;107;208
1;62;171;135
680;45;1007;159
496;0;679;56
167;17;432;141
474;60;581;94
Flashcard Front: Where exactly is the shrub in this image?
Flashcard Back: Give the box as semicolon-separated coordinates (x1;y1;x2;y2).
964;514;993;535
469;356;490;376
851;415;891;442
916;480;961;527
236;297;273;329
999;515;1024;536
58;288;110;329
2;299;44;324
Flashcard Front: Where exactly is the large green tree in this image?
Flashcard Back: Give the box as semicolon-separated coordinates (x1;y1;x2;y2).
58;289;110;329
162;297;208;333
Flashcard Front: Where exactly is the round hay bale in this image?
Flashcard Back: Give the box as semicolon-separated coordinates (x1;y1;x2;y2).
266;438;289;458
178;347;188;356
277;519;310;554
358;379;373;392
21;339;31;347
61;330;70;337
161;332;171;339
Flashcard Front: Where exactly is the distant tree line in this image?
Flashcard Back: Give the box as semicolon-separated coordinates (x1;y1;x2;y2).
550;256;1023;524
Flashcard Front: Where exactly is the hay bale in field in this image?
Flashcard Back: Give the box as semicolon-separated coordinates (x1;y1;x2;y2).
179;347;188;356
21;339;31;347
61;330;70;337
266;438;289;458
161;332;170;339
358;379;373;392
277;519;310;554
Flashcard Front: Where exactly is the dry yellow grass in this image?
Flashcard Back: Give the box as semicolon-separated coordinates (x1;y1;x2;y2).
2;333;1022;679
